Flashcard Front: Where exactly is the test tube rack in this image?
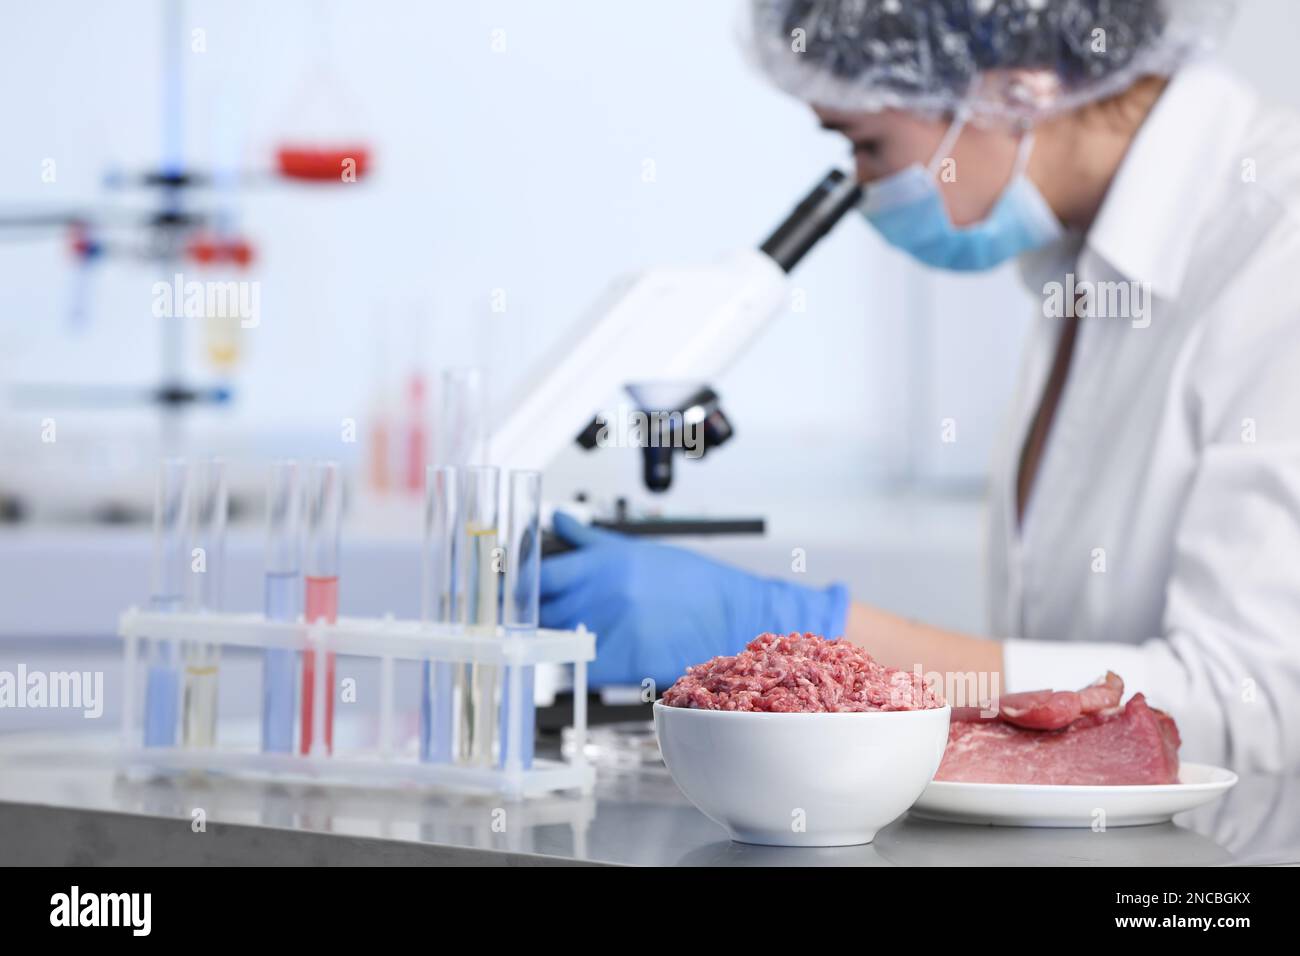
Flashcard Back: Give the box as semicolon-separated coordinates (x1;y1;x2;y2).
117;608;596;798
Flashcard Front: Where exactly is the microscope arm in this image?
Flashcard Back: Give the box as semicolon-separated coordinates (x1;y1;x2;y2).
487;169;863;472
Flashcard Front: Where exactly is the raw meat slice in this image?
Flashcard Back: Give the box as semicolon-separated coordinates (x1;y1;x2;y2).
1078;671;1125;714
935;693;1181;786
999;689;1082;730
949;706;997;722
997;671;1125;730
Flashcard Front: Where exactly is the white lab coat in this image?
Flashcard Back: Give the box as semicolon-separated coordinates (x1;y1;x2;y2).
988;62;1300;773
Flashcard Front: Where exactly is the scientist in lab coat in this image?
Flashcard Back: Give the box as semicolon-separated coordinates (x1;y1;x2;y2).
541;0;1300;773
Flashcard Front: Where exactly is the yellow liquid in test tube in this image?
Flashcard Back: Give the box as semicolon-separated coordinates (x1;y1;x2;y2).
455;525;501;766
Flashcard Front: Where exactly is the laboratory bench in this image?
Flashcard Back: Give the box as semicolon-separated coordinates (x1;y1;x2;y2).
0;729;1295;866
1;504;1295;867
0;644;1295;867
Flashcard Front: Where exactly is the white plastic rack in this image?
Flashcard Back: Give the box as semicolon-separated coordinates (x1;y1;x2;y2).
117;608;596;797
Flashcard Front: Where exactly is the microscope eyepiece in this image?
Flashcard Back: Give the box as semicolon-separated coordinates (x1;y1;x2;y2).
759;169;863;273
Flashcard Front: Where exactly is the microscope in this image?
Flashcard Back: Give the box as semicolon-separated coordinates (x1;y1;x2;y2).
491;168;863;549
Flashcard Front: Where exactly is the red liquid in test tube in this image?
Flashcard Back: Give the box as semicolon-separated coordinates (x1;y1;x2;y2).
301;575;338;754
301;461;342;756
404;373;427;494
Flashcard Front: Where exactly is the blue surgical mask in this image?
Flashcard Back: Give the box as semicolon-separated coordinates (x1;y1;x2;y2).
859;116;1063;271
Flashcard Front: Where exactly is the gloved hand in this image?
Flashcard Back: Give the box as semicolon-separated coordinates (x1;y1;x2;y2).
540;512;849;691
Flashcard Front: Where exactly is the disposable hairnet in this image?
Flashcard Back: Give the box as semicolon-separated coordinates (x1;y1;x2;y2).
747;0;1236;125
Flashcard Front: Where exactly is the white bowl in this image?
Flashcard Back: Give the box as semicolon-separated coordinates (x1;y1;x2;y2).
653;700;951;847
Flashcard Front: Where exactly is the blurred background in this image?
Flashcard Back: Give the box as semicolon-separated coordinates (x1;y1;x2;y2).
2;0;1299;652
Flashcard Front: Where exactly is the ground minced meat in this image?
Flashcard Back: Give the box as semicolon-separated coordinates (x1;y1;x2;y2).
661;632;945;713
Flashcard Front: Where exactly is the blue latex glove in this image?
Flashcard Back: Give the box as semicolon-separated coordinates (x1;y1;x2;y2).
541;512;849;691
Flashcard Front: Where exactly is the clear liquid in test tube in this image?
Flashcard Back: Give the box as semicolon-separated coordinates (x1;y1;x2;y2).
438;367;486;466
457;465;501;766
420;465;458;763
500;470;541;770
421;368;487;762
144;459;188;747
262;460;301;754
300;461;341;756
182;458;227;747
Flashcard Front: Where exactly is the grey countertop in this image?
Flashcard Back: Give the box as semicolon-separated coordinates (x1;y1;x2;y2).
0;641;1295;866
0;728;1295;866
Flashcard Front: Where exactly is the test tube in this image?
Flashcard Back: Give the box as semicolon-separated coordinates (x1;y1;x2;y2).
300;460;342;756
182;458;227;748
404;371;429;494
144;459;188;747
501;470;541;771
420;465;459;763
438;368;486;466
262;460;301;753
457;465;501;766
430;369;488;763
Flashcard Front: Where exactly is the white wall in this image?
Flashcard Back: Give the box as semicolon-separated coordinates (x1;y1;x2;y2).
2;0;1297;515
0;1;897;501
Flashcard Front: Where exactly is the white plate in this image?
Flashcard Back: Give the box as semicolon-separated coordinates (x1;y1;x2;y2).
911;762;1237;828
